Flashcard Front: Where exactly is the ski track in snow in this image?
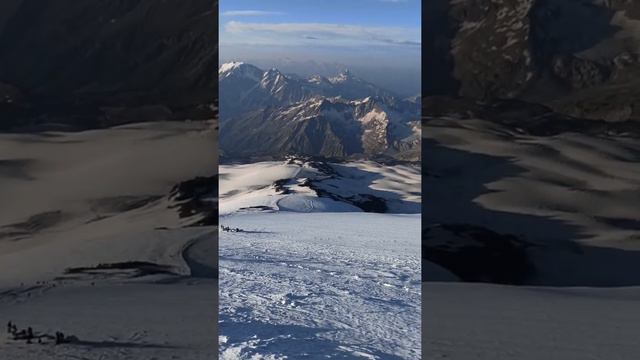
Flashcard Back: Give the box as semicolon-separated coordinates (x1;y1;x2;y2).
219;212;421;360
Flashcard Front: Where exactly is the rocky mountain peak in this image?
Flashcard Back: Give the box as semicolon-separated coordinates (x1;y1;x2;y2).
220;65;420;161
425;0;640;122
330;69;355;84
219;62;263;82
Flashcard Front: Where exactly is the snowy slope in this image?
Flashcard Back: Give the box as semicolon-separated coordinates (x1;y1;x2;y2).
0;122;218;359
423;116;640;286
219;158;421;359
424;282;640;360
422;114;640;359
218;62;420;160
220;95;419;159
219;212;421;360
0;279;217;360
220;158;420;215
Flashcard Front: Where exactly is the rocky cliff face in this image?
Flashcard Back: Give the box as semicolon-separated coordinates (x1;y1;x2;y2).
0;0;217;131
220;95;420;160
218;62;398;124
423;0;640;285
425;0;640;122
219;64;420;160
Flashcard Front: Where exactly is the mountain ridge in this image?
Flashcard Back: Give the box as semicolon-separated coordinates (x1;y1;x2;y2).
220;63;420;161
0;0;217;131
425;0;640;123
219;61;401;122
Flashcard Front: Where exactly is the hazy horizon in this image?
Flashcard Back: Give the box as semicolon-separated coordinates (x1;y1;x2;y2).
219;0;421;97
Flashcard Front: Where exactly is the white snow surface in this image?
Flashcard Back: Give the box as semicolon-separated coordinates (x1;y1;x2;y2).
0;122;217;359
220;61;245;74
219;159;421;359
424;282;640;360
422;117;640;359
219;61;263;82
219;159;421;215
219;212;421;360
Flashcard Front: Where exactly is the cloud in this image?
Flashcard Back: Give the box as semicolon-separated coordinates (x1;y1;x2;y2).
224;21;420;47
222;10;284;17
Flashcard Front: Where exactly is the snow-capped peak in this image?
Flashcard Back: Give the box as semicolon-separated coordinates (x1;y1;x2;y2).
308;74;330;84
219;61;244;74
351;96;372;105
260;68;288;91
330;69;354;83
219;61;263;81
263;68;283;78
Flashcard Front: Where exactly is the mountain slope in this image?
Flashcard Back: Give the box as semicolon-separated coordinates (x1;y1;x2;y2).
221;95;420;160
425;0;640;121
0;0;217;131
218;159;421;358
220;63;419;160
218;62;398;123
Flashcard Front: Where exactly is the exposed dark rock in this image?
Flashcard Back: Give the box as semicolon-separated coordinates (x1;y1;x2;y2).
219;65;420;161
425;0;640;122
65;261;175;277
0;211;66;240
88;195;163;214
423;96;640;137
237;205;276;212
348;194;388;213
423;224;536;285
273;179;293;194
169;176;217;226
307;180;389;213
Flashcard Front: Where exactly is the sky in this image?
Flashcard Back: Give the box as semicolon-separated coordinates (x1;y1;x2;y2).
219;0;421;96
